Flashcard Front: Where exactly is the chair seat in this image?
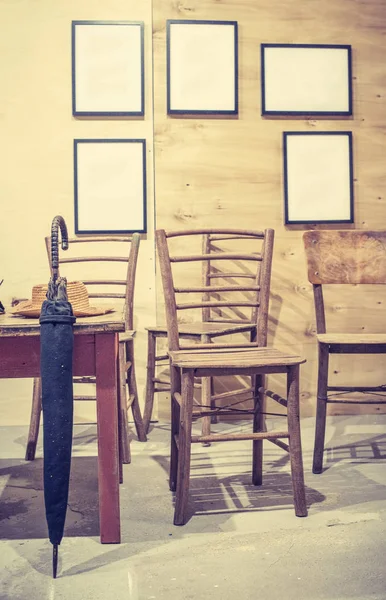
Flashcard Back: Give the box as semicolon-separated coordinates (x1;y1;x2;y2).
169;347;305;369
317;333;386;344
146;322;256;336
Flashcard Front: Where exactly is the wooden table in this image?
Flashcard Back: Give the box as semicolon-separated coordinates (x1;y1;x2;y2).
0;310;126;544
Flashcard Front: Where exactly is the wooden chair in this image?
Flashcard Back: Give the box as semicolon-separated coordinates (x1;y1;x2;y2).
156;227;307;525
143;228;275;435
25;234;147;465
303;230;386;474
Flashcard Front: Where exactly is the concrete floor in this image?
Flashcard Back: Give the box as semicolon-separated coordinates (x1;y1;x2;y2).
1;415;386;599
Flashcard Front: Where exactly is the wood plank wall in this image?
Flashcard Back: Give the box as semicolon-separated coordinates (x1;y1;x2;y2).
152;0;386;416
1;0;386;424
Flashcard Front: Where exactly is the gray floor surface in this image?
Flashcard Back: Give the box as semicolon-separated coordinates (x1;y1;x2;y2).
1;415;386;599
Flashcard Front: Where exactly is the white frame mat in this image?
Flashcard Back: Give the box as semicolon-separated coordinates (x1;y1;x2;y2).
167;19;238;115
74;139;147;234
72;21;144;117
283;132;354;224
261;44;352;116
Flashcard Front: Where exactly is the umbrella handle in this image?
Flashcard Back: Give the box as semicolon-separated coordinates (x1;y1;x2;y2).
51;216;69;282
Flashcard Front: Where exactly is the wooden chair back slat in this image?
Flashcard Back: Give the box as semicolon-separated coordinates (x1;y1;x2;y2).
174;285;260;293
82;280;127;286
208;317;250;324
170;253;262;263
61;256;128;263
208;272;256;279
207;234;264;241
67;236;133;243
155;228;275;350
165;228;265;238
304;230;386;284
176;300;260;310
88;293;126;299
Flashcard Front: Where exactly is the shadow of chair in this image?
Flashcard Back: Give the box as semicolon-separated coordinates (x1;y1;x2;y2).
303;229;386;474
143;228;275;436
155;227;308;525
25;233;146;466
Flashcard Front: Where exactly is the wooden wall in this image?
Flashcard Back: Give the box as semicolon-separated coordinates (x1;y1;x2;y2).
1;0;386;425
152;0;386;416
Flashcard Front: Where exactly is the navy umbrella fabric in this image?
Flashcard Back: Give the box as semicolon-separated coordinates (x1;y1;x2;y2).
39;215;76;578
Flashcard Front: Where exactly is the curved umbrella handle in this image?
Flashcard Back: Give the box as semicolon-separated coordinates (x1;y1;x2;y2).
51;216;69;282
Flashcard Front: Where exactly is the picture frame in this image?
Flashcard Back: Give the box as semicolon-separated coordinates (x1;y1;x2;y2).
72;21;144;117
167;19;238;115
74;139;147;234
261;44;352;116
283;132;354;225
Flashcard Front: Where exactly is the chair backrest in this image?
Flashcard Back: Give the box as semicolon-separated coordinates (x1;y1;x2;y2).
45;234;140;330
155;228;275;351
303;230;386;333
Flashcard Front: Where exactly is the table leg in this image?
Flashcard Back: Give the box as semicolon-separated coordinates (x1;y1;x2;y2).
96;333;121;543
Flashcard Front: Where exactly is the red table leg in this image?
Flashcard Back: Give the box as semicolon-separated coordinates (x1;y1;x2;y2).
95;332;121;543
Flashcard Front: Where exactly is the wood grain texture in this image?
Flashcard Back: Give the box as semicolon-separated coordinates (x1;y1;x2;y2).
152;0;386;416
169;347;305;369
304;231;386;284
318;334;386;344
0;334;97;378
0;311;126;337
95;333;121;543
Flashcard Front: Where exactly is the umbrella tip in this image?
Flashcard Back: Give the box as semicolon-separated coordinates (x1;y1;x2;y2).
53;544;58;578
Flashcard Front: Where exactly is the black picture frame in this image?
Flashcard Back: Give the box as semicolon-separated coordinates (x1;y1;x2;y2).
167;19;238;116
72;21;145;117
74;139;147;234
283;131;354;225
261;44;352;117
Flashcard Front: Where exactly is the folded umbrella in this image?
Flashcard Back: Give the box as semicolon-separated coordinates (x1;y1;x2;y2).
39;215;76;578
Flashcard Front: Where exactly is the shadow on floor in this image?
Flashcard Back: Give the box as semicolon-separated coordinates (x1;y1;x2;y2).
152;449;325;524
0;456;99;540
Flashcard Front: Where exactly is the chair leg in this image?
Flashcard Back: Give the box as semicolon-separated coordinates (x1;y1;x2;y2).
169;364;181;492
118;342;131;465
200;334;211;438
25;377;42;461
252;374;265;485
143;330;156;434
210;377;218;424
201;377;212;440
313;342;329;474
287;364;307;517
125;340;147;443
174;368;195;526
117;363;124;483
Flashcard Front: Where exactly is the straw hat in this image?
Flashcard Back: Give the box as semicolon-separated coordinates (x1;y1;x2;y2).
10;281;115;318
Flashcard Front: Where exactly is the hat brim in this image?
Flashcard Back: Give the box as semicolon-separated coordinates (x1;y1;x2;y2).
9;301;115;319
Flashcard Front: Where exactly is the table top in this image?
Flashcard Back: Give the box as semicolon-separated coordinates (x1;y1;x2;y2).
0;308;127;337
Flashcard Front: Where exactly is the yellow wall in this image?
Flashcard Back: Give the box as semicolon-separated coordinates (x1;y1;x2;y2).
0;0;156;424
1;0;386;424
